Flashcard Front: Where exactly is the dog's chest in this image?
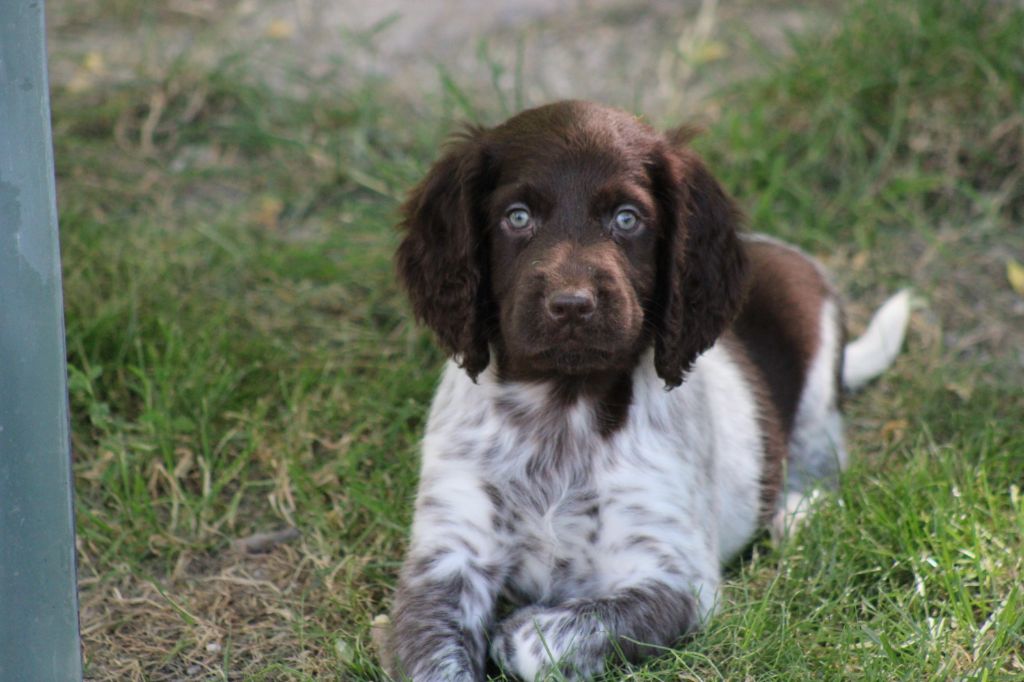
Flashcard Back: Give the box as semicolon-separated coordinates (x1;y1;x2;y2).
501;482;606;602
484;398;633;602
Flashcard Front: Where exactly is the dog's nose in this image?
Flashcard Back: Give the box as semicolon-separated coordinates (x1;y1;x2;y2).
546;289;597;323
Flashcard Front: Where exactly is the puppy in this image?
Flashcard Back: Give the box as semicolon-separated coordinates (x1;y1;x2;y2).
387;100;909;680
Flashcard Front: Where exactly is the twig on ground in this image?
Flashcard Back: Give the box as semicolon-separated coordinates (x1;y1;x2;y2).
231;527;300;554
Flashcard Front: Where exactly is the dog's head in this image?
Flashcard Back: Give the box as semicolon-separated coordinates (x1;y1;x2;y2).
396;101;747;387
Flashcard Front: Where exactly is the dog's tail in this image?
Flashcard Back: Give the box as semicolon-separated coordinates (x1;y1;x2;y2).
842;290;912;391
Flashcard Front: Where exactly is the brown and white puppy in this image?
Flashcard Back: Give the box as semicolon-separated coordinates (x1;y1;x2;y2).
388;101;909;681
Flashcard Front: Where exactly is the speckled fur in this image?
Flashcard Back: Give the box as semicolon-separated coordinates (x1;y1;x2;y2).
390;343;771;679
387;101;905;680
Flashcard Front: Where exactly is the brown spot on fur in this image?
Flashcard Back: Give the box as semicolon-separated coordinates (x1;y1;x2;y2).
483;483;505;511
593;373;634;437
546;372;635;437
731;238;834;436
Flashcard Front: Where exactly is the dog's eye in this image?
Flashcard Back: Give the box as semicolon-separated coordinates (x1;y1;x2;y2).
612;206;641;234
506;205;533;231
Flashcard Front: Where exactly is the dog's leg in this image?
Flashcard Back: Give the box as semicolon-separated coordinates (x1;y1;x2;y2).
779;292;910;541
389;472;507;681
389;561;500;681
786;299;848;491
769;488;824;545
490;582;703;680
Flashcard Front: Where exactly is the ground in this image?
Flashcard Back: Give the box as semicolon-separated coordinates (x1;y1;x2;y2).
48;0;1023;679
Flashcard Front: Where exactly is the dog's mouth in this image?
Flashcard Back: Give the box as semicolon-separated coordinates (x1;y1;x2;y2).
499;283;647;376
549;325;602;344
516;337;638;375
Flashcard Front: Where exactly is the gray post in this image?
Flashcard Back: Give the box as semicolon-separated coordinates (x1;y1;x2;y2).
0;1;84;680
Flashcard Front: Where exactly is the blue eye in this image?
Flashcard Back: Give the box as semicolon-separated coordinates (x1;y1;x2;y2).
613;207;640;233
507;206;532;230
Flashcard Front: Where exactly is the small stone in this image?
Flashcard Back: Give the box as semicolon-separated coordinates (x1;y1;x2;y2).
334;638;354;664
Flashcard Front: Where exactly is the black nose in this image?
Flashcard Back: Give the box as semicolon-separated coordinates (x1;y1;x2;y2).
546;289;597;323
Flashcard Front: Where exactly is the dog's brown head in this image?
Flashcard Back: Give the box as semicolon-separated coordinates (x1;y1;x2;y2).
396;101;747;387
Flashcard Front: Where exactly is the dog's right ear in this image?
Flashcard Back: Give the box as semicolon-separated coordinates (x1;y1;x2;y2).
650;135;748;388
396;127;494;379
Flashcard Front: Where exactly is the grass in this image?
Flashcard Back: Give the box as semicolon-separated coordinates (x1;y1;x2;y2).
50;0;1024;679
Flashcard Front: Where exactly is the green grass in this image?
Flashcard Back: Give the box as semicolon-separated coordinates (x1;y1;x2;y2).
54;0;1024;679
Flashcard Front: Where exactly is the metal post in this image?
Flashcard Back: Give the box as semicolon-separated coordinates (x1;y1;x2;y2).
0;1;84;679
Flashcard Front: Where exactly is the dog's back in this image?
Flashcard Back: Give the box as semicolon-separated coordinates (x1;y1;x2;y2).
729;236;847;495
729;236;910;538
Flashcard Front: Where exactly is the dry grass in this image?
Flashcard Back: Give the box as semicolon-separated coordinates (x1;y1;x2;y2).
81;543;340;680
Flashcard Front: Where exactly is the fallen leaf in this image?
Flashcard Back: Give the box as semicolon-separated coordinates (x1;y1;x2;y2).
1007;258;1024;297
84;51;106;74
254;196;283;230
266;19;294;40
694;40;728;63
66;51;106;94
880;419;908;443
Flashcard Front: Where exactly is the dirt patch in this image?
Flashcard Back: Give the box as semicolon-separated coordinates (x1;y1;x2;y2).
48;0;825;121
80;542;352;680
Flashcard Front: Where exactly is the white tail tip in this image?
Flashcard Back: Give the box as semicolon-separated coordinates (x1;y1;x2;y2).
843;289;912;390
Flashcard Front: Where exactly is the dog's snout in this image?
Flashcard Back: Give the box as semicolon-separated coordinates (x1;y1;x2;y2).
546;289;597;323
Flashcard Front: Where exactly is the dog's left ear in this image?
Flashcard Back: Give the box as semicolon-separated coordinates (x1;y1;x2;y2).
395;126;495;379
650;133;749;388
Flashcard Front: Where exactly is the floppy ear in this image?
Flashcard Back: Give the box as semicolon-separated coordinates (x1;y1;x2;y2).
651;137;749;388
395;128;495;379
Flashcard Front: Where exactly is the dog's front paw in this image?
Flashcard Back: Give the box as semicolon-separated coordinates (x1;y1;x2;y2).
489;604;607;681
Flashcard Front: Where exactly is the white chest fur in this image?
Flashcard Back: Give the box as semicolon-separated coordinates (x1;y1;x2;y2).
408;344;766;618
